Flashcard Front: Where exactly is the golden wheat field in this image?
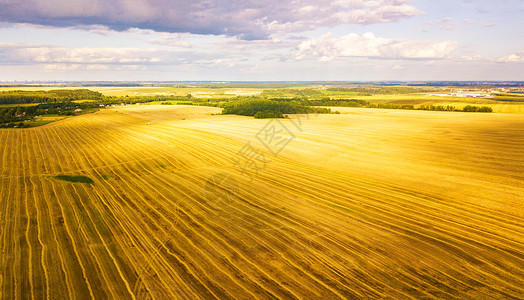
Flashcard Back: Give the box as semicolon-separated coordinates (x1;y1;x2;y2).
0;105;523;299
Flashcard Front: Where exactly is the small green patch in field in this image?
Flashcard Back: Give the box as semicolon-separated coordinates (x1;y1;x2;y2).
101;175;111;180
54;175;94;184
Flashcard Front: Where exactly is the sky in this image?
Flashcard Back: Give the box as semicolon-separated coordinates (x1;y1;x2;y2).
0;0;523;81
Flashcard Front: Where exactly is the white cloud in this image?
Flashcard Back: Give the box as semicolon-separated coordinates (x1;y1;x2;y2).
497;53;524;63
43;64;140;71
440;22;459;31
68;24;113;35
149;38;193;48
418;17;458;31
455;53;524;64
436;17;453;24
296;32;458;61
459;55;483;61
22;47;160;64
44;64;82;71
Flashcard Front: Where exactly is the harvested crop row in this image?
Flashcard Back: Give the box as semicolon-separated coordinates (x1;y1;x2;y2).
0;106;523;299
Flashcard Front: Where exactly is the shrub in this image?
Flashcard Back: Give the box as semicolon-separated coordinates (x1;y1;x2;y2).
462;105;493;112
254;110;284;119
478;106;493;112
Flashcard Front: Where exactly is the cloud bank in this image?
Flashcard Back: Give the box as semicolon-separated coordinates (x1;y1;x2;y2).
0;0;423;39
296;32;458;60
0;43;166;64
0;43;219;71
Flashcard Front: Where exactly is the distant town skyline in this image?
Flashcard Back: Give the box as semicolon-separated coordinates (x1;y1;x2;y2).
1;0;523;81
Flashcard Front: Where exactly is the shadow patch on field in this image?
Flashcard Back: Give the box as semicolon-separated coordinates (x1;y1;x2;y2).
54;175;95;184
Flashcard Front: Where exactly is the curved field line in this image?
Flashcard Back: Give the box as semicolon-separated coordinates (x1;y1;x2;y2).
1;106;523;299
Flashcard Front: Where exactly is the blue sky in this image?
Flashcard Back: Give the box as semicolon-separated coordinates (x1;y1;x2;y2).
0;0;523;81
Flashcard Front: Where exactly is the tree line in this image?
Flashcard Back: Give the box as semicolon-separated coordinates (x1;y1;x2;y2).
0;89;103;104
307;98;368;107
0;102;100;128
367;103;492;112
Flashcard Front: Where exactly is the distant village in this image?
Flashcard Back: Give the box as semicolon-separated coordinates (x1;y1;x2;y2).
429;92;493;98
429;87;522;99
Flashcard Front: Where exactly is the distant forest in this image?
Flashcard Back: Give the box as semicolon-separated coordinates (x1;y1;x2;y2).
0;88;495;126
221;99;332;118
